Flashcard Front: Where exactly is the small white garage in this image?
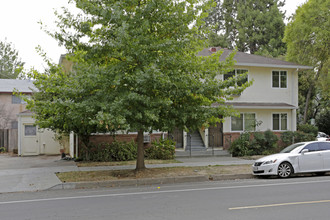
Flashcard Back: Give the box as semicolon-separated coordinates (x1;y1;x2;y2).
17;111;69;156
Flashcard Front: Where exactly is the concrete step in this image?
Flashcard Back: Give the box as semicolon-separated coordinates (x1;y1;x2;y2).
175;149;231;157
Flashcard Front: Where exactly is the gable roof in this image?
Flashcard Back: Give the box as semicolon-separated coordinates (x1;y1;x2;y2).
198;47;312;69
0;79;36;93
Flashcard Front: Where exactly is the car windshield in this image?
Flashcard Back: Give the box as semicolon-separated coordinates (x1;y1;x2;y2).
280;143;305;153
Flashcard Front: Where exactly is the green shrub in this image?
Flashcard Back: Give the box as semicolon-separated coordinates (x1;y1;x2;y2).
80;141;137;162
108;141;137;161
230;130;278;156
250;130;278;155
145;138;176;160
229;132;252;157
281;131;295;146
297;124;318;136
294;131;315;143
249;132;265;155
0;147;6;153
264;130;278;148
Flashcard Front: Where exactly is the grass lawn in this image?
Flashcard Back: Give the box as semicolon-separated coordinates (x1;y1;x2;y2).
76;159;181;167
56;164;251;183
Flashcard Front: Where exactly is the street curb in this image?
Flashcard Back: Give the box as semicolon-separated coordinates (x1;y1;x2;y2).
47;174;254;190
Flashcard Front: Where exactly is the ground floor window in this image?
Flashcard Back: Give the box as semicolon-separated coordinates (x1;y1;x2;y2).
273;113;287;131
231;113;256;131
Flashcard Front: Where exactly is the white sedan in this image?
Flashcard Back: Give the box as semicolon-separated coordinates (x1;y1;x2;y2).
252;141;330;178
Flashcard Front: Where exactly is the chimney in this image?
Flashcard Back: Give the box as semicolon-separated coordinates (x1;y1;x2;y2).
210;47;217;52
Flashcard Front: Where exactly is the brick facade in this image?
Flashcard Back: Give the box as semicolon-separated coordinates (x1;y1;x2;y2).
87;133;167;148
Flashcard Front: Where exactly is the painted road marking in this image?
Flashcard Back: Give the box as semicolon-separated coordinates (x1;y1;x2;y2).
229;200;330;210
1;179;330;205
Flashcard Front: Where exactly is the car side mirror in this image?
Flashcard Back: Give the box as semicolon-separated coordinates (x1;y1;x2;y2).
301;149;309;154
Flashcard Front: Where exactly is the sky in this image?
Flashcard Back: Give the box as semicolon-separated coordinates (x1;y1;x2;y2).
0;0;308;72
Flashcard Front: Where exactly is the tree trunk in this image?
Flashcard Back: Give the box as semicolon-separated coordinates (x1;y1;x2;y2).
136;129;146;171
303;63;323;124
80;135;91;161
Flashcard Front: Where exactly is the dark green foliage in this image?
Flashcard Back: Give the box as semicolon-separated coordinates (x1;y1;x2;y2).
316;110;330;135
145;139;176;160
80;141;137;162
0;147;6;153
280;131;295;146
280;129;317;147
204;0;286;57
294;131;315;143
250;130;278;155
284;0;329;124
230;130;278;156
229;132;252;157
297;124;318;136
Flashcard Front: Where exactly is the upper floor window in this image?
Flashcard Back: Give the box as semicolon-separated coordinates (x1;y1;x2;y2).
231;113;256;132
12;95;27;104
272;113;287;131
272;71;287;88
224;69;248;86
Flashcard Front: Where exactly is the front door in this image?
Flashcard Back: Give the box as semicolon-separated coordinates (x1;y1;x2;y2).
169;128;183;148
208;122;223;148
21;124;39;155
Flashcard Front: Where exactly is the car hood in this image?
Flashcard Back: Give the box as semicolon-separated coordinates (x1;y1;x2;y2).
255;153;289;162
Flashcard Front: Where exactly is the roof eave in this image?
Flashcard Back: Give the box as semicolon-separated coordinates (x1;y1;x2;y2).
235;63;313;69
233;105;297;110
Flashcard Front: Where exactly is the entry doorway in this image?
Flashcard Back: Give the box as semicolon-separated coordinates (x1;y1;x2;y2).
208;122;223;148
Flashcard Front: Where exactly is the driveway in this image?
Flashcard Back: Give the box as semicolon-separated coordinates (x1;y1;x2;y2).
0;154;77;193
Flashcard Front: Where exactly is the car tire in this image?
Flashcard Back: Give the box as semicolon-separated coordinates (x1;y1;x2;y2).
278;162;293;178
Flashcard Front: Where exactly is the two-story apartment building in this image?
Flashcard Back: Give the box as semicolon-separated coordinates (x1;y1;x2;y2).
172;48;312;151
59;49;311;154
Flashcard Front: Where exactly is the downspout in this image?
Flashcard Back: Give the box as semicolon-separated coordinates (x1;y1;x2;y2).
292;69;298;131
17;114;21;156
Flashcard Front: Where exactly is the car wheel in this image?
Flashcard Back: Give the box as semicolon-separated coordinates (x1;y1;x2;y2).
315;172;326;176
278;162;293;178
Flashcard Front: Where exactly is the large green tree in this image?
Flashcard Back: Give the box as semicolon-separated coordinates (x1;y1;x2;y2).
28;0;250;170
283;0;329;124
205;0;286;57
0;39;25;79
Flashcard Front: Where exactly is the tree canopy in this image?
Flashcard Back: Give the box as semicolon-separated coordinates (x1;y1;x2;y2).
28;0;250;170
205;0;286;57
0;39;25;79
283;0;329;124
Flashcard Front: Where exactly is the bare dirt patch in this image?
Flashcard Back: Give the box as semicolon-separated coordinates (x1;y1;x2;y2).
56;165;251;183
76;159;181;167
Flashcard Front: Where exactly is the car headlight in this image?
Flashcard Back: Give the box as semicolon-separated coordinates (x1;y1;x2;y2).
262;159;277;165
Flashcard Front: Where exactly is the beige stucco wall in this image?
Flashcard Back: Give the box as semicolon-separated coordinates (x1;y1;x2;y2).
223;108;295;133
221;65;299;133
0;93;29;151
226;66;299;107
0;93;28;128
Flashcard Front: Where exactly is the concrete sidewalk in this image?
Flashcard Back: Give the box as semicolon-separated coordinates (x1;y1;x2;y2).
0;154;254;193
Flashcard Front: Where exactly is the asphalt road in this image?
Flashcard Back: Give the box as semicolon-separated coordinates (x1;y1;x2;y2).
1;175;330;220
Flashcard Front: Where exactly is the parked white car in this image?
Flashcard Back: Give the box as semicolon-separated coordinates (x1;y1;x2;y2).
316;132;330;141
252;141;330;178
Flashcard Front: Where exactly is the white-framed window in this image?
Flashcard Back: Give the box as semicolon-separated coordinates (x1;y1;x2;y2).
12;95;28;104
272;71;287;88
224;69;248;86
24;125;37;136
272;113;287;131
231;113;256;131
